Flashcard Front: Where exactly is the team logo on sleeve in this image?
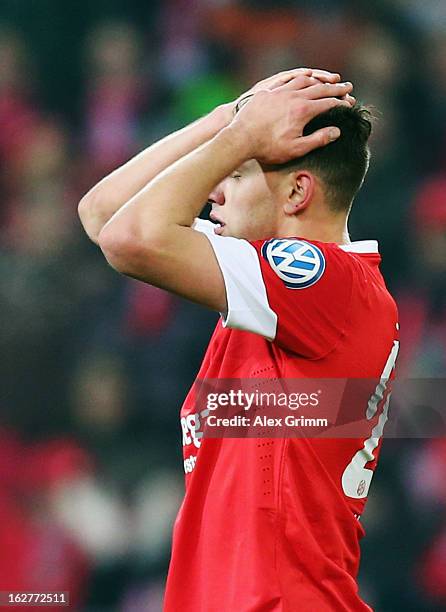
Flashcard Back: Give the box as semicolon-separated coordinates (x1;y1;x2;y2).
261;239;325;289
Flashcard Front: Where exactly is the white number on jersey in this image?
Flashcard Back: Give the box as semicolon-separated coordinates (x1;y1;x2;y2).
341;339;400;499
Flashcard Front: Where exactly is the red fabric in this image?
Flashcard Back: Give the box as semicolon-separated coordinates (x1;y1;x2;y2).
0;94;38;163
125;283;174;336
0;433;91;609
23;440;92;491
164;241;399;611
0;499;89;609
414;175;446;229
85;76;144;172
396;291;446;374
253;238;355;357
420;528;446;601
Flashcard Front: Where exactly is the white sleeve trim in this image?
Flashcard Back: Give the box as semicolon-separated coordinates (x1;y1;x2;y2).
192;219;278;341
338;240;379;254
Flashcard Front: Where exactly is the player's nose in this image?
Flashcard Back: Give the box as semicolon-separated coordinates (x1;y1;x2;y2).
208;184;225;206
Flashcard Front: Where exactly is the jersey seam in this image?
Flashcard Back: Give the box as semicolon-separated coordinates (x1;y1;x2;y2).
253;241;356;360
222;307;277;341
274;437;289;607
201;231;278;340
301;264;355;362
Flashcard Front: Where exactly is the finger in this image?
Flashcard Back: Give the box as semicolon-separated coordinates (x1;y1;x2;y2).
293;126;341;157
278;74;320;91
305;96;351;117
307;69;341;83
274;67;313;81
263;68;340;89
247;69;313;98
298;81;353;100
255;68;312;90
266;69;314;90
271;71;313;89
342;93;356;106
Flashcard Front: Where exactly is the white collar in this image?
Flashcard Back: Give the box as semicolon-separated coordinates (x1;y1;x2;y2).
338;240;379;254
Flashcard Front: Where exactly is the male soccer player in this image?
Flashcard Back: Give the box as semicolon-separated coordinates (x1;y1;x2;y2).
79;68;399;611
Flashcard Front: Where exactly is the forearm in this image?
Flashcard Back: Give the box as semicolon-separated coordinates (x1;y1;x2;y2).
98;124;250;250
78;104;231;243
96;124;249;306
92;68;351;313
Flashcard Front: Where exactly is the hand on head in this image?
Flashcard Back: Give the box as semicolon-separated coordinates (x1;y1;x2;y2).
229;67;355;165
236;67;355;107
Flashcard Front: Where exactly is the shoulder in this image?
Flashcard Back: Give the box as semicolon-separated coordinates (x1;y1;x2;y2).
250;236;355;294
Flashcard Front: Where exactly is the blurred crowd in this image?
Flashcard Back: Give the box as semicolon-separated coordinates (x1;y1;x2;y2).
0;1;445;610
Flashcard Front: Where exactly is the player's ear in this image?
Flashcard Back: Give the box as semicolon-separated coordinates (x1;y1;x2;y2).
283;171;314;215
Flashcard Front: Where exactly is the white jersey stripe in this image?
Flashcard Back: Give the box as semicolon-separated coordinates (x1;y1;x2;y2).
193;219;277;341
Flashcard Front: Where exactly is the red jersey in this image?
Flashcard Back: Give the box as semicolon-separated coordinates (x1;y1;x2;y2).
163;220;399;612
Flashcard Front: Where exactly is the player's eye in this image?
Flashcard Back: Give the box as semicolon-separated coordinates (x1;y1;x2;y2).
230;172;242;180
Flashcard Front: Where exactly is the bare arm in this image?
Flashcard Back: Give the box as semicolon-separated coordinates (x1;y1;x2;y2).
78;67;349;244
97;79;352;312
78;105;231;243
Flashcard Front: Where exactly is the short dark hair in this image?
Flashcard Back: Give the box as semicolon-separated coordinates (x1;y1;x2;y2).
278;105;373;212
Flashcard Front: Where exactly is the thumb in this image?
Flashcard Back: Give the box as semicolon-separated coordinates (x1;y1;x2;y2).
293;126;340;157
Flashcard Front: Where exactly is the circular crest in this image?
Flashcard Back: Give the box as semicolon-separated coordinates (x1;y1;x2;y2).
261;239;325;289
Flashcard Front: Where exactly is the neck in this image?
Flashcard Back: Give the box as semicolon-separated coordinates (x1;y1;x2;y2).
277;212;350;245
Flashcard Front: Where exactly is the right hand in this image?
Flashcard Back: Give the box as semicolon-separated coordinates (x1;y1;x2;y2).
220;67;355;123
231;77;354;165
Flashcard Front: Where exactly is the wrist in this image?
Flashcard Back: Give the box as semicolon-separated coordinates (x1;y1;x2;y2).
218;123;255;164
211;104;233;130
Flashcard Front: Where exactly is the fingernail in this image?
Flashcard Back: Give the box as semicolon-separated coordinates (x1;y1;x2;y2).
329;128;341;141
